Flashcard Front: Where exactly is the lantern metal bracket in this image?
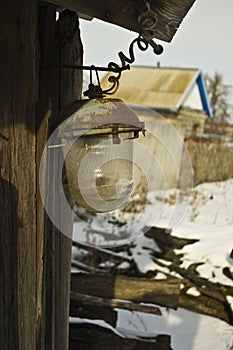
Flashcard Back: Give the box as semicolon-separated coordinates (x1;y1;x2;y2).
48;30;163;98
103;33;163;96
102;0;163;95
80;31;163;98
49;0;163;98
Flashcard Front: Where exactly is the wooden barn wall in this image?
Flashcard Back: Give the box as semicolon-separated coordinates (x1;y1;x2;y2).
37;7;83;350
0;1;37;348
0;2;83;349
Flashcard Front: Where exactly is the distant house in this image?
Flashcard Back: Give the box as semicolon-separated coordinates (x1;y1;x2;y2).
101;66;212;137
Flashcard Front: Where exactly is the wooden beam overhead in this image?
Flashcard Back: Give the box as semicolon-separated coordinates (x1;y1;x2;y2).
45;0;196;42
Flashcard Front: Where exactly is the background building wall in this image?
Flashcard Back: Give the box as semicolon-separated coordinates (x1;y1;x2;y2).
166;108;207;138
132;113;190;195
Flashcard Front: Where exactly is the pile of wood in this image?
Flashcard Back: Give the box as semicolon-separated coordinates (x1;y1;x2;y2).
69;323;171;350
70;226;233;349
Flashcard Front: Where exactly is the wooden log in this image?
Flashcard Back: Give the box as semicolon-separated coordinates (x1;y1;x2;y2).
37;7;83;349
70;293;118;327
146;226;198;252
171;263;227;301
71;258;135;275
71;260;105;273
71;273;180;309
169;263;233;324
69;323;172;350
72;240;134;273
151;255;233;324
146;226;198;265
180;292;233;325
51;12;83;349
70;292;162;316
36;7;56;349
73;240;132;263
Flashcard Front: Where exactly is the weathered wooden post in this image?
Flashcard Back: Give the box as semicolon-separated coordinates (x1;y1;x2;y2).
0;1;37;348
37;7;83;349
0;2;83;349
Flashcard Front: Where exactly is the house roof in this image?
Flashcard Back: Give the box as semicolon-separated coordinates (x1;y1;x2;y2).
100;66;212;117
45;0;196;43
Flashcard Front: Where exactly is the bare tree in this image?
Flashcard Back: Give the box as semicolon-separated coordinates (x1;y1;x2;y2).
205;72;233;124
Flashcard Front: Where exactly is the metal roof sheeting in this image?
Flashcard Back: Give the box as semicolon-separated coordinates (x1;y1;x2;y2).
101;66;212;117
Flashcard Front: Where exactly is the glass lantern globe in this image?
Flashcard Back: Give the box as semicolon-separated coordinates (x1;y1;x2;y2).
58;98;145;213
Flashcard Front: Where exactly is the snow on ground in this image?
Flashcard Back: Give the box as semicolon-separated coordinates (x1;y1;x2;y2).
186;179;233;225
172;222;233;286
129;179;233;349
117;307;233;350
72;178;233;349
168;179;233;290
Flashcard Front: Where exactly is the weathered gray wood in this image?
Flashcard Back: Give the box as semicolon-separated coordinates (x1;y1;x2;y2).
145;227;233;324
180;292;233;325
58;10;83;112
54;11;82;350
41;0;196;42
37;7;83;350
0;0;37;349
169;263;233;324
69;323;172;350
1;4;81;349
73;240;132;263
71;273;180;309
36;7;57;349
70;293;118;326
71;260;105;273
145;226;198;263
71;292;162;316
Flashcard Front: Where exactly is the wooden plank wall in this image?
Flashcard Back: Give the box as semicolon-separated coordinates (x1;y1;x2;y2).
0;1;37;349
0;3;83;349
37;7;83;350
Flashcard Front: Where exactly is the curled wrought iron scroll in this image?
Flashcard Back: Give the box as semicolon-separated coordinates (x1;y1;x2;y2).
52;1;164;97
103;0;163;95
103;35;162;95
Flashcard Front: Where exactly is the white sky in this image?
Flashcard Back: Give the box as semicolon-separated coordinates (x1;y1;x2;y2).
79;0;233;89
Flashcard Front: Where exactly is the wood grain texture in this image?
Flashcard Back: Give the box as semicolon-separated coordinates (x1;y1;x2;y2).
70;292;118;326
41;0;196;42
70;291;162;316
71;273;180;309
36;7;58;349
0;0;37;349
69;323;172;350
0;180;19;350
0;5;83;350
37;8;83;350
